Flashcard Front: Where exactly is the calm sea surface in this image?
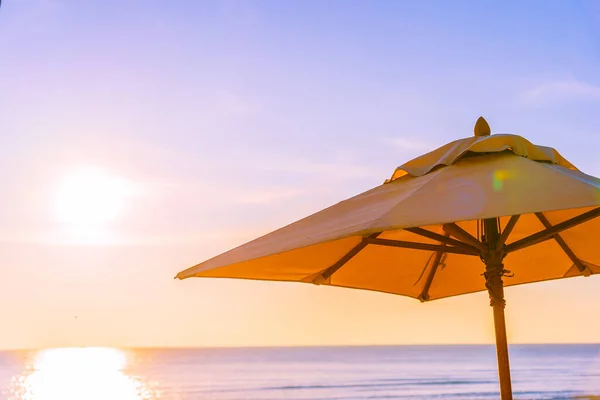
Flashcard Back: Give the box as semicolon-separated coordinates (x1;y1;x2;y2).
0;345;599;400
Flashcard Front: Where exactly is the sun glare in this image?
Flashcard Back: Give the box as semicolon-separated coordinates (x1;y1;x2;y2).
54;167;132;228
9;348;157;400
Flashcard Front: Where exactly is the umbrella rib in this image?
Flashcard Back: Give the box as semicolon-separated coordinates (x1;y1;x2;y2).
534;212;587;273
417;236;449;302
442;223;488;253
496;215;520;248
366;237;478;256
317;233;380;281
404;227;481;255
505;207;600;253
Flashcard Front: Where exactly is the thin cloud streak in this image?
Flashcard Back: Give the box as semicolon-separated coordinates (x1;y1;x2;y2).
237;187;305;205
384;137;438;152
521;78;600;105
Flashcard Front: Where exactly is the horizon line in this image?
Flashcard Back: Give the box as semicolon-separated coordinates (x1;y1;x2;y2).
4;342;600;352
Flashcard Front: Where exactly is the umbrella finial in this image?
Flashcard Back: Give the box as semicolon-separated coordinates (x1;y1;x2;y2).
474;117;491;137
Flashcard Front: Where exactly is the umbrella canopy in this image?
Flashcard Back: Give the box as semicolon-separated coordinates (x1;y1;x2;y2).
177;118;600;400
177;130;600;299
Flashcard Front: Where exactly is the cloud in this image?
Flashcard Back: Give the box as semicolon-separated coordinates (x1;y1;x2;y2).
237;188;305;205
0;225;271;247
252;157;381;181
381;137;439;163
385;137;437;152
521;79;600;105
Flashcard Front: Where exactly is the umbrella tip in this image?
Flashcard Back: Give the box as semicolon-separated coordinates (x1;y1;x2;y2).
474;116;491;137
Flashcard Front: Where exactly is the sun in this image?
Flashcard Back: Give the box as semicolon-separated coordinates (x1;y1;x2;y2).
54;166;132;229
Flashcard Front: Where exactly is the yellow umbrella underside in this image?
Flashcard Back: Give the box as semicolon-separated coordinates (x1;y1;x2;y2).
177;134;600;301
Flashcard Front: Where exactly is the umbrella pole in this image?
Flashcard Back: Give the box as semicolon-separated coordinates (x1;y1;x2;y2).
491;297;512;400
483;218;513;400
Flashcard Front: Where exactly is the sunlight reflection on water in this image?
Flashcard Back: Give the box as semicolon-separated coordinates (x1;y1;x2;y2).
8;347;159;400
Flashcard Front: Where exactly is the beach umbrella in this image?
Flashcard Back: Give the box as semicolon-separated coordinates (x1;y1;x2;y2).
177;118;600;400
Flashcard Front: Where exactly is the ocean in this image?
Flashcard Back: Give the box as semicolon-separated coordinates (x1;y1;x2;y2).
0;345;599;400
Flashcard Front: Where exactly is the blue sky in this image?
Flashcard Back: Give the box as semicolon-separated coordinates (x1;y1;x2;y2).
5;0;599;247
1;0;600;348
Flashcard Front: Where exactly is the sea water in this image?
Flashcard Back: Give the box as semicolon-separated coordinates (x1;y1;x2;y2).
0;345;599;399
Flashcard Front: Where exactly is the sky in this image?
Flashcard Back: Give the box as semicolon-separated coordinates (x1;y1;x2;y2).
1;0;600;350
